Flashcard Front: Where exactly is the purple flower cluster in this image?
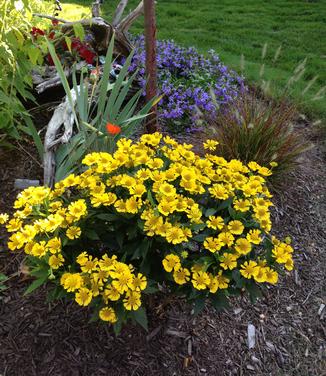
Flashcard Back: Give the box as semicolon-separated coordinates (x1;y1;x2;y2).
128;35;244;131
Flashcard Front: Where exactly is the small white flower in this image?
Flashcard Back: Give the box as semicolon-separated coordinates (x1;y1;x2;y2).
14;0;24;11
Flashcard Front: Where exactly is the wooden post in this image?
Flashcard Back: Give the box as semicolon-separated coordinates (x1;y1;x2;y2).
143;0;158;133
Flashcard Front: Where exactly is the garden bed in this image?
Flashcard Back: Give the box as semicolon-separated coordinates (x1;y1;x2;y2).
0;119;325;376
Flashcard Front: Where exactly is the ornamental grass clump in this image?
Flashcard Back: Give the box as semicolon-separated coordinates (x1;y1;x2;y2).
1;133;294;332
204;93;309;185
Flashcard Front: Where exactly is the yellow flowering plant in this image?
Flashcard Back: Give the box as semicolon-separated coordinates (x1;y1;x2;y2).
1;133;294;332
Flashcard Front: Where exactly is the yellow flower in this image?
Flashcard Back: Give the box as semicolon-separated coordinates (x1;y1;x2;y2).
31;241;47;257
264;267;279;284
206;216;224;230
233;199;250;212
75;288;93;306
218;232;235;247
216;270;230;289
0;213;9;224
123;290;142;311
66;226;81;240
165;226;187;245
112;272;133;294
240;261;259;279
162;254;181;272
147;158;164;169
192;271;210;290
186;206;203;224
203;139;219;151
220;252;238;270
159;182;177;196
103;285;121;301
92;269;109;285
208;184;229;200
130;273;147;291
234;238;252;255
227;220;244;235
61;273;83;292
6;218;23;232
173;267;190;285
68;199;87;220
208;275;219;293
125;197;141;214
99;307;117;323
8;233;25;251
253;206;270;221
99;254;117;271
246;229;262;245
253;266;267;283
203;237;222;253
48;254;64;269
158;199;177;216
284;257;294;271
272;243;293;264
130;183;146;198
47;237;62;254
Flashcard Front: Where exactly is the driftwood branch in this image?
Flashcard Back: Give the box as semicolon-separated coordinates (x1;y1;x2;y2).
33;13;68;23
118;0;144;32
33;62;86;94
44;89;77;187
112;0;129;26
92;0;102;17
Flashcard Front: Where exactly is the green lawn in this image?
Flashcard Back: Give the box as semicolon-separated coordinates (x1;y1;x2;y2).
59;0;326;122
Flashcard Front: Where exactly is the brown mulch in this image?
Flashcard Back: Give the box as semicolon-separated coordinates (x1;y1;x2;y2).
0;123;325;376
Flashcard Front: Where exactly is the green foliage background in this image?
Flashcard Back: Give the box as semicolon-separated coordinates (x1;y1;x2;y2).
60;0;326;122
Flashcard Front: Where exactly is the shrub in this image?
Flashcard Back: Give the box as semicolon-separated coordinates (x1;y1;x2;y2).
204;93;309;185
0;0;45;150
128;36;244;131
1;133;294;332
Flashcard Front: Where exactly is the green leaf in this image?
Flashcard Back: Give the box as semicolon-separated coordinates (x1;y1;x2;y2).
72;23;85;41
216;198;233;212
192;233;207;242
113;320;122;336
246;282;262;303
65;36;72;53
96;213;120;221
210;291;230;312
144;284;158;294
190;223;206;232
192;295;206;316
24;275;48;295
84;228;100;240
27;46;41;65
205;208;217;217
131;307;148;331
116;232;124;249
46;285;66;302
0;273;7;282
232;269;244;288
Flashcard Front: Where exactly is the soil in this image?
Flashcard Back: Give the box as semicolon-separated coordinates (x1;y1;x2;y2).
0;120;325;376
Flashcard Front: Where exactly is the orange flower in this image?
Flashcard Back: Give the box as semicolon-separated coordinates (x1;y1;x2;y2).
106;123;121;135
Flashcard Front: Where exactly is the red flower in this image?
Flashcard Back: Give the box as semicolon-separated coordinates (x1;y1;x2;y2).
48;31;55;40
52;20;59;26
47;53;54;66
106;123;121;135
78;46;96;64
31;27;45;37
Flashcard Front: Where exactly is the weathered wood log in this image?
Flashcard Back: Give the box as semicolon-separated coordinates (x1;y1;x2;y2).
118;1;144;33
43;88;77;187
112;0;129;26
